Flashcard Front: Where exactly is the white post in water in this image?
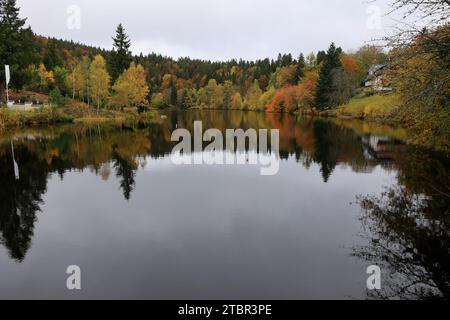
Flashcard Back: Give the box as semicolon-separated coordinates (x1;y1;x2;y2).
5;65;10;106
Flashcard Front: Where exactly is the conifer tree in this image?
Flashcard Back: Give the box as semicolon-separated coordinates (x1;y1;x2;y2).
43;40;63;70
0;0;38;97
108;23;132;81
296;53;306;81
315;43;342;109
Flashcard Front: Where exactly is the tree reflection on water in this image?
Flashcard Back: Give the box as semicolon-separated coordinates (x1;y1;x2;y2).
355;149;450;299
0;111;448;287
0;144;48;261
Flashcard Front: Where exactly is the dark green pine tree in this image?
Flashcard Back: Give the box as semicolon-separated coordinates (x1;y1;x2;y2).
316;50;327;65
108;23;132;81
315;43;342;110
296;53;306;82
281;53;293;67
43;40;63;70
0;0;39;97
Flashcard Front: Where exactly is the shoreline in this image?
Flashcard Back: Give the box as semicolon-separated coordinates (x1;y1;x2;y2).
1;99;447;153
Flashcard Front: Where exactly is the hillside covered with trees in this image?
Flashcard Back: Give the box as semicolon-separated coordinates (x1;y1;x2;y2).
0;0;388;111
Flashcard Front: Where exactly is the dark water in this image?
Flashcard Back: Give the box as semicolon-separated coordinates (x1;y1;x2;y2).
0;111;448;300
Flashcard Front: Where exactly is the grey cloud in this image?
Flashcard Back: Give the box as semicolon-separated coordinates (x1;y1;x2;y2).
17;0;395;61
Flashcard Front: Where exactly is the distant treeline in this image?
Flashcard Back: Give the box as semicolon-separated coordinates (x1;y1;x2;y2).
11;33;389;112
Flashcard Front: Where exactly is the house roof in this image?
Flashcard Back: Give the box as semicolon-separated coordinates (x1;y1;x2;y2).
365;64;387;82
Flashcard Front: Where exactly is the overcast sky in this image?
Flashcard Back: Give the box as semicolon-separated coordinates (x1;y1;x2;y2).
17;0;398;61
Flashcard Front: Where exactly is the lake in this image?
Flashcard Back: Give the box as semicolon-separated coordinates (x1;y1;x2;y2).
0;110;449;300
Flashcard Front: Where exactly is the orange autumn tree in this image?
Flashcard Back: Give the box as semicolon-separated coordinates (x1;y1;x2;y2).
340;55;359;76
296;70;319;112
266;70;318;113
266;86;300;113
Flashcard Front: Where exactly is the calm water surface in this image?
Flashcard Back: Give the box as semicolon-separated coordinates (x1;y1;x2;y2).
0;111;448;299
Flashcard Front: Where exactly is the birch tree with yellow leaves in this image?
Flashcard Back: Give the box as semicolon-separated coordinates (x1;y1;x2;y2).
111;62;149;110
89;55;110;113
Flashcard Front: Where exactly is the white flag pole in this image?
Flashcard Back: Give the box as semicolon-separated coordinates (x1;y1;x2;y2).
5;65;10;105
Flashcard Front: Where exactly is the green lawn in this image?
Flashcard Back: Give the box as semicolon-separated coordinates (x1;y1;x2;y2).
333;94;401;120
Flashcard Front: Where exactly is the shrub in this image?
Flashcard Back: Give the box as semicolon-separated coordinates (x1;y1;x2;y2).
48;88;65;107
0;108;73;128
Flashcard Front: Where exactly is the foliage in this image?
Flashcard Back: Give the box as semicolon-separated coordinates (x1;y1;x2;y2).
108;23;132;81
53;66;68;95
245;80;263;110
0;107;73;128
272;65;298;88
258;86;276;110
315;43;343;109
390;25;450;152
111;62;149;110
329;68;356;106
296;70;319;111
265;70;318;113
340;55;359;75
43;40;63;70
48;88;65;107
180;89;196;109
0;0;39;98
401;107;450;152
351;45;388;83
267;86;300;113
295;53;306;81
89;55;110;112
151;92;165;109
38;63;54;91
230;92;243;110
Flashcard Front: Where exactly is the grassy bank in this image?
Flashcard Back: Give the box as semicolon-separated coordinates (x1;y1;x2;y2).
319;94;401;121
0;107;74;128
69;108;164;126
0;104;166;129
312;93;449;152
2;96;447;152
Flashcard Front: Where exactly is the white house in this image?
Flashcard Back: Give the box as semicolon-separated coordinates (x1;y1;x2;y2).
364;64;393;93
